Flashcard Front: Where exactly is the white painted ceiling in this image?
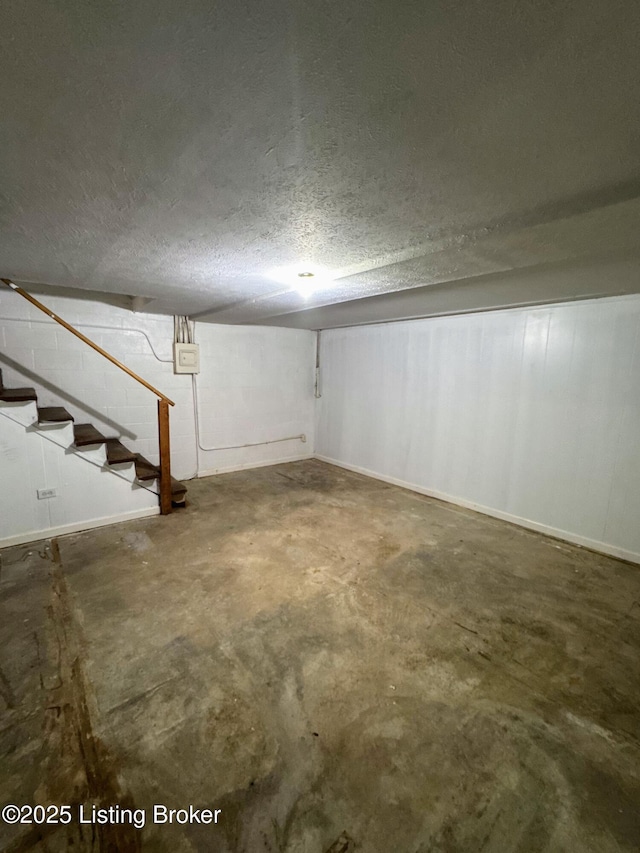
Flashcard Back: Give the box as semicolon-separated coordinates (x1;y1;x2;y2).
1;0;639;328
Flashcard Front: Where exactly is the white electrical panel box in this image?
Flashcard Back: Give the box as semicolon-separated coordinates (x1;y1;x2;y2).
173;342;200;374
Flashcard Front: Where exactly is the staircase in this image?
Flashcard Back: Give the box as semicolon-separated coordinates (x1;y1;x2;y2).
0;369;187;508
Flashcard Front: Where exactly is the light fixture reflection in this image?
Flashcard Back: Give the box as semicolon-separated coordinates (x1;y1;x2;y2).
269;265;334;297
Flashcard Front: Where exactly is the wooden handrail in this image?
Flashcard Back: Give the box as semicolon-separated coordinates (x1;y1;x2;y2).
2;277;176;514
1;278;175;405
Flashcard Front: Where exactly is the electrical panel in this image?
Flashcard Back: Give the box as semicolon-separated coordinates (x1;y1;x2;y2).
173;342;200;374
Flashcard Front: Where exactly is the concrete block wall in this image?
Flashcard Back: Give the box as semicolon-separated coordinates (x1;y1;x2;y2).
1;287;316;544
195;324;316;475
3;283;639;563
0;289;196;479
0;404;159;547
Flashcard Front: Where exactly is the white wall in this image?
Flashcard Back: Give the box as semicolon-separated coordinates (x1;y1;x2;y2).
1;288;316;543
0;290;197;479
4;284;638;562
0;404;159;547
316;295;640;563
194;324;315;475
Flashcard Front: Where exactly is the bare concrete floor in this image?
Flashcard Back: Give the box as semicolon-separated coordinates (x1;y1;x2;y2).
1;459;640;852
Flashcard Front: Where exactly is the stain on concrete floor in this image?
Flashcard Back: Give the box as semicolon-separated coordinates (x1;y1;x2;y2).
1;459;639;852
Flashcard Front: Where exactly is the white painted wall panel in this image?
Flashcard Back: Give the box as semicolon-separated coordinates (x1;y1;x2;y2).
317;295;640;562
194;324;316;474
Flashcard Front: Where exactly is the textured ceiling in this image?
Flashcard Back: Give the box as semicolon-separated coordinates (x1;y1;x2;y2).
1;0;639;328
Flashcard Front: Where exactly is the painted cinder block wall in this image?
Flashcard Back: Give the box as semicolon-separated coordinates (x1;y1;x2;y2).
316;294;640;563
0;290;197;479
0;287;315;488
194;324;316;476
2;285;639;562
0;407;160;547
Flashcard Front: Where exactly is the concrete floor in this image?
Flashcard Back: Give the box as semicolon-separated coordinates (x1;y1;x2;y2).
1;459;639;853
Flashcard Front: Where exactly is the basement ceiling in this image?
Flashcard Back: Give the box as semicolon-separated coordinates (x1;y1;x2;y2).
1;0;639;328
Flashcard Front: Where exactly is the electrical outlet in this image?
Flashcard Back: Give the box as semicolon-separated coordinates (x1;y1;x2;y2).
37;488;57;500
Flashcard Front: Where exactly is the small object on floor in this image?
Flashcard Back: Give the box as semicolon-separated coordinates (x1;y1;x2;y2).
325;831;356;852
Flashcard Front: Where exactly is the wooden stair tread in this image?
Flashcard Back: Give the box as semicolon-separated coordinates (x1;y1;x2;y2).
0;386;37;402
134;456;159;481
0;366;188;507
0;370;187;509
134;455;187;496
105;439;138;465
38;406;74;423
171;477;187;497
73;423;108;446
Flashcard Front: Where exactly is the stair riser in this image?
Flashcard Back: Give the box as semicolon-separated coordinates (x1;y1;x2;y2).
134;479;159;495
35;422;75;446
135;472;159;484
0;400;38;427
74;444;108;466
105;461;138;484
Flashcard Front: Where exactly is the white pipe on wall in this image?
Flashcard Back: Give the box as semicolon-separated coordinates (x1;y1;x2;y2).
191;374;306;452
0;315;174;363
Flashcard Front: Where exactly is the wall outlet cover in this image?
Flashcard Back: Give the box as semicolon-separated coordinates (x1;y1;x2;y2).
37;488;57;499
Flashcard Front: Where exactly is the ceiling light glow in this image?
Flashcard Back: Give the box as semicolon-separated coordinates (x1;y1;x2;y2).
269;264;334;297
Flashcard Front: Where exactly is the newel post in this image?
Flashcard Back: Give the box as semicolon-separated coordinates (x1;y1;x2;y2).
158;399;172;515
